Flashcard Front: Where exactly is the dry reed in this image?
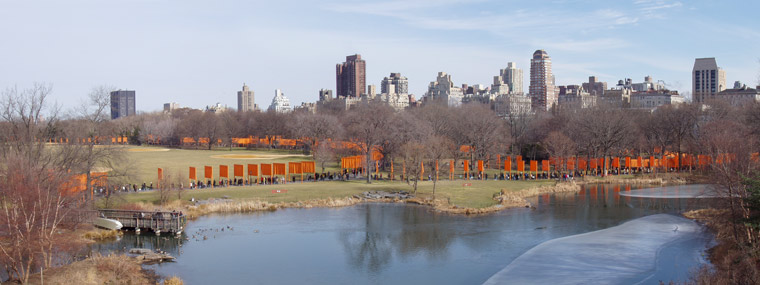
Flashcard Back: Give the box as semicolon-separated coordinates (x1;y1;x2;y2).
82;229;123;241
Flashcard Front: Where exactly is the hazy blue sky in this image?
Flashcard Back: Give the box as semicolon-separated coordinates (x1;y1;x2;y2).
1;0;758;112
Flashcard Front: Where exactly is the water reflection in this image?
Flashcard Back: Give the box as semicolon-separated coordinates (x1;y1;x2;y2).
89;230;187;257
339;203;457;274
94;184;716;284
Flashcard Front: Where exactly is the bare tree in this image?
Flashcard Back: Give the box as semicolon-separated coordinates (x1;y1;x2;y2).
139;112;178;146
543;131;575;173
344;102;394;183
314;140;335;173
199;111;222;150
660;104;699;170
426;135;455;198
572;106;631;175
290;112;342;156
0;84;88;283
451;103;510;163
700;119;759;243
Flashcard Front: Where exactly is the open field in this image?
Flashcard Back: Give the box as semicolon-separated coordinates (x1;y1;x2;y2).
120;179;554;209
119;146;315;184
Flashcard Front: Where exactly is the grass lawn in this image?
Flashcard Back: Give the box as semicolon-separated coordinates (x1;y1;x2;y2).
118;146;323;184
114;146;555;209
119;178;553;209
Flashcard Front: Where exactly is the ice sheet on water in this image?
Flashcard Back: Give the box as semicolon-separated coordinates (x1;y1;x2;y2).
483;214;703;285
618;184;719;198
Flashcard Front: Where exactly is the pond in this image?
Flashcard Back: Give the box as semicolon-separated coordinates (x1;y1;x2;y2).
92;184;716;284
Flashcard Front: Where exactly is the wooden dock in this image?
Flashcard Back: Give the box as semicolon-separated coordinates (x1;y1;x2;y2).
98;209;187;235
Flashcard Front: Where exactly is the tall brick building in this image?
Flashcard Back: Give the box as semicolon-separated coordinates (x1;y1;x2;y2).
336;54;366;98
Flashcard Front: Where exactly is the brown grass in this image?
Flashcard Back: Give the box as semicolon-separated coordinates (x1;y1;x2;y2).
683;208;760;284
164;276;184;285
82;229;123;241
27;254;155;285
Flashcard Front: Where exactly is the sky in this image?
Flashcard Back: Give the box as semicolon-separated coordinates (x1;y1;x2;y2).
1;0;759;112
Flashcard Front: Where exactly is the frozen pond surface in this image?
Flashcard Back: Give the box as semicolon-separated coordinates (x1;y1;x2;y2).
619;184;720;198
94;184;715;284
484;214;711;285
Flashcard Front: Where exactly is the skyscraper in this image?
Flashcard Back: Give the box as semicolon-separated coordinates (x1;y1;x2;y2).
692;58;726;103
502;62;523;94
110;90;136;120
237;83;256;112
529;50;556;111
380;73;409;95
336;54;366;98
268;89;292;113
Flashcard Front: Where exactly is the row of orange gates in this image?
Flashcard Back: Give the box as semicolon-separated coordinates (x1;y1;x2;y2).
339;153;758;180
160;161;317;184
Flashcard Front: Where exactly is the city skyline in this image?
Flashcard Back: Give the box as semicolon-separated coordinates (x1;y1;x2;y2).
1;0;758;112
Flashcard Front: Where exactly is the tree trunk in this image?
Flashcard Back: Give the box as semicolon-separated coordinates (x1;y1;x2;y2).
366;152;371;184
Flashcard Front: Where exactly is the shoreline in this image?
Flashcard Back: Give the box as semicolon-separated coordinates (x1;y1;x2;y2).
172;175;687;218
24;175;690;284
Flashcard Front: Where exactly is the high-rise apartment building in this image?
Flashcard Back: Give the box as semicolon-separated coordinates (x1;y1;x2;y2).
237;83;256;112
502;62;523;94
336;54;366;98
110;90;136;120
692;58;726;103
268;89;292;113
492;62;523;95
529;50;556;111
367;85;377;98
319;89;333;102
163;102;180;113
582;76;607;96
381;73;409;95
425;72;464;107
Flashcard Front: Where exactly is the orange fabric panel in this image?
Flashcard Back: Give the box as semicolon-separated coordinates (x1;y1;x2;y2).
517;160;524;172
625;157;631;168
464;160;469;172
477;160;484;172
542;160;550;172
505;157;511;171
158;168;163;181
204;166;213;179
248;164;258;176
261;164;272;176
530;160;538;172
567;159;575;170
234;164;244;177
612;157;620;168
450;160;455;174
219;165;229;178
90;172;108;188
301;161;315;173
371;148;384;161
61;174;88;195
273;163;286;175
288;162;302;174
579;158;587;170
189;167;196;180
590;159;597;169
